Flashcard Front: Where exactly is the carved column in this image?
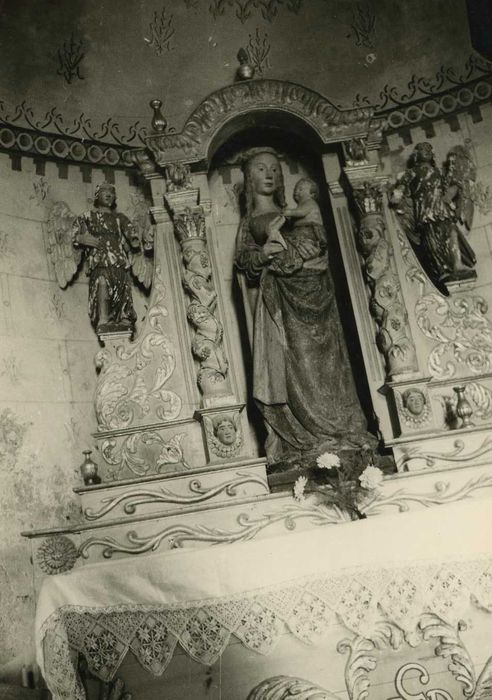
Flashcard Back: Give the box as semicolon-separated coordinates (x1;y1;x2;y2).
352;181;418;380
165;185;235;408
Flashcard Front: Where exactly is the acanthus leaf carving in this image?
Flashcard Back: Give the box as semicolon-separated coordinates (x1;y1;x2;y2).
101;430;189;481
418;613;476;697
246;675;340;699
415;293;492;380
94;265;182;432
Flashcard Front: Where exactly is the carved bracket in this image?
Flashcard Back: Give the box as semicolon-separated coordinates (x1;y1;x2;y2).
195;404;245;462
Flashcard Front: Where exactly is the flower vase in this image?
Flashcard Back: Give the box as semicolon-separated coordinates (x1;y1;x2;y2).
79;450;101;486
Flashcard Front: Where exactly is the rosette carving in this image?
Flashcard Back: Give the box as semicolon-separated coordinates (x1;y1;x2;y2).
37;536;78;575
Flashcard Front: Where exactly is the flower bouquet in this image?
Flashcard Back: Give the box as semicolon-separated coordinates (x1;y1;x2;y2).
293;451;384;520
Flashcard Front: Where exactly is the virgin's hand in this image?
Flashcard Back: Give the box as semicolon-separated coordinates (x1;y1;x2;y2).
296;240;318;259
263;241;284;258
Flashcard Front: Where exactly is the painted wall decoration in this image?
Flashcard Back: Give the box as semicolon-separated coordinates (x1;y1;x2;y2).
245;28;271;76
146;6;175;55
0;100;147;146
208;0;303;24
350;1;377;49
353;52;492;119
55;33;85;84
0;409;29;459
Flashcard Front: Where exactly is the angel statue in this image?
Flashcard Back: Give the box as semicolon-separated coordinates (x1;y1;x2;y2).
47;183;153;336
390;141;477;293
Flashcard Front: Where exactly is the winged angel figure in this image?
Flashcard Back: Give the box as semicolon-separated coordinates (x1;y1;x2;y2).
390;142;477;293
47;183;153;335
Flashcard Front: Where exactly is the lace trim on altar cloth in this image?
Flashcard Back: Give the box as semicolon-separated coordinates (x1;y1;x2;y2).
40;557;492;700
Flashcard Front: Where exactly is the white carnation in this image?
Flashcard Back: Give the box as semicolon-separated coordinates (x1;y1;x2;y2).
293;475;308;501
359;465;384;491
316;452;341;469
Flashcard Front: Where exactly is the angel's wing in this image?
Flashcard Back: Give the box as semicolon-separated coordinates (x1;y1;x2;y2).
129;195;154;289
444;144;476;230
46;201;82;288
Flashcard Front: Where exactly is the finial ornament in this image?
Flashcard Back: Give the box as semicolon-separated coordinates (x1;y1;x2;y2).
149;98;167;133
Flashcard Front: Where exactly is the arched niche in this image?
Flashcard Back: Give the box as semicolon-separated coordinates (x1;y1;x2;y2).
205;122;379;456
133;79;391;469
140;79;374;169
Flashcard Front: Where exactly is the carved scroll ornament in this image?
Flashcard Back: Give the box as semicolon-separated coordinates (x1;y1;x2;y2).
354;182;418;379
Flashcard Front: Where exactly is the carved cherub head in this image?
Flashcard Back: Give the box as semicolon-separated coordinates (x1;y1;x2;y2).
213;415;237;446
359;214;384;255
401;388;426;416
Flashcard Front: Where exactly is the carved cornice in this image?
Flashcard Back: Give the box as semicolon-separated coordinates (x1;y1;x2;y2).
143;79;374;165
1;57;491;168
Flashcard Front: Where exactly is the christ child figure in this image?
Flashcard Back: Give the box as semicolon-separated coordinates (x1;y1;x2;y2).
268;177;327;274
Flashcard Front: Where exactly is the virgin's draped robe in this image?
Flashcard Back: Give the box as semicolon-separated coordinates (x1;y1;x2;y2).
236;212;371;465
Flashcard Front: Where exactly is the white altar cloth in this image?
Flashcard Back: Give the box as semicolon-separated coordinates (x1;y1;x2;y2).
36;498;492;700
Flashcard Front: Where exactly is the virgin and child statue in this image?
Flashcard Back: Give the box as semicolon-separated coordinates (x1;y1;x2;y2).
235;148;374;467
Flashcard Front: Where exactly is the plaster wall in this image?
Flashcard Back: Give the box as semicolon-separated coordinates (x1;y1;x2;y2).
0;155;149;679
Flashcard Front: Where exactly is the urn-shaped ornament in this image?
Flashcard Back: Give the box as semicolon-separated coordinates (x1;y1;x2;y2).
236;48;255;81
80;450;101;485
453;385;474;428
149;99;167;132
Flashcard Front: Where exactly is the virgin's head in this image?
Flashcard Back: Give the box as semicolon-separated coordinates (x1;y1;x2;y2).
242;148;286;214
